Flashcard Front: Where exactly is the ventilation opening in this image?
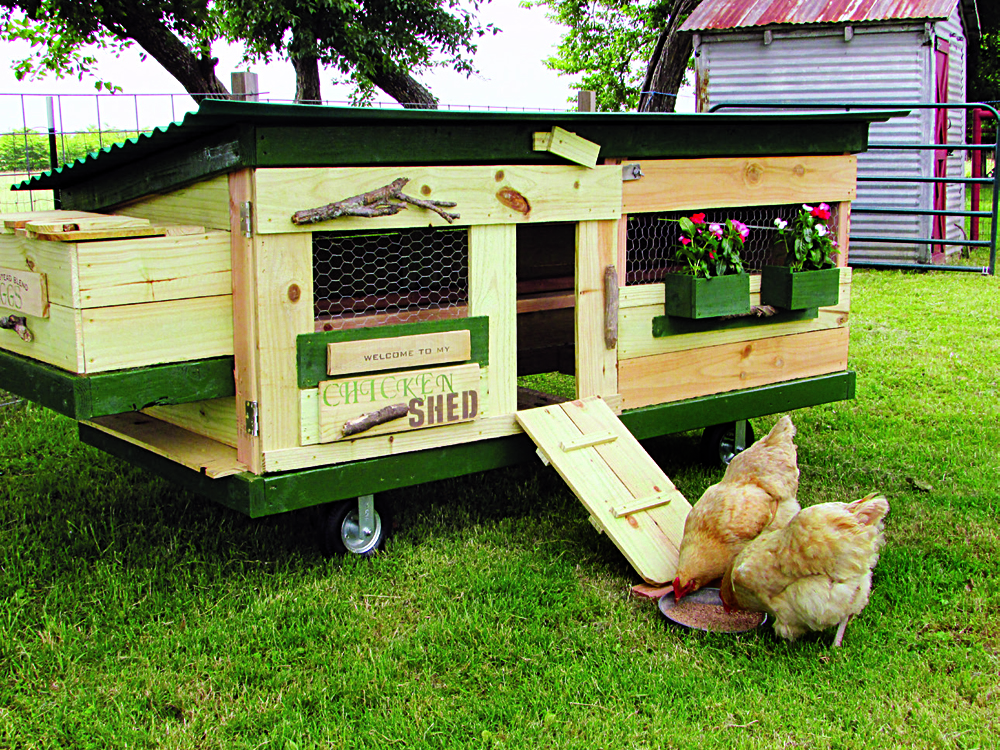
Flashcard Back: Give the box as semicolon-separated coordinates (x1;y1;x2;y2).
313;227;469;331
625;204;841;285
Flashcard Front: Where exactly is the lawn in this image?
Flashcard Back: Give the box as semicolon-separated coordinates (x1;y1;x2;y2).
1;267;998;749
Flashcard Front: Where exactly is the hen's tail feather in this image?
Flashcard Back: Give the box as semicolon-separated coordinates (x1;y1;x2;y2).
847;493;889;527
762;414;796;446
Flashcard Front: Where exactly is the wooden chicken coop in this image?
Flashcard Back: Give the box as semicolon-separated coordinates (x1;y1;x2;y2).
0;100;900;583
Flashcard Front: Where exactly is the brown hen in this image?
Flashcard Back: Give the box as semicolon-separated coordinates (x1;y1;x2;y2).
673;415;800;601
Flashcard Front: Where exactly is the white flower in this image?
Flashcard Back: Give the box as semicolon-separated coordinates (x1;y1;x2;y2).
816;224;828;237
774;218;788;230
802;204;813;212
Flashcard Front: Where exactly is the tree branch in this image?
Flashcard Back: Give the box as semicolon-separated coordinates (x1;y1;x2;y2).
291;177;460;226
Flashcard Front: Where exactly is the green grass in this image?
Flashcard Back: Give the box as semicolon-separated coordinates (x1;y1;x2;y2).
2;269;999;749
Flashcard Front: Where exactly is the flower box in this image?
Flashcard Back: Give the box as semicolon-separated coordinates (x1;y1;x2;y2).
760;266;841;310
663;273;751;319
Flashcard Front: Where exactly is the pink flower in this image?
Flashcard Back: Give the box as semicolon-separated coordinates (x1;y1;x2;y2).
680;236;692;245
690;212;706;225
708;251;716;259
731;220;750;242
709;223;724;238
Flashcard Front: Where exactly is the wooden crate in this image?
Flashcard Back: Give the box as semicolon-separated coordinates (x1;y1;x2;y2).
0;211;233;374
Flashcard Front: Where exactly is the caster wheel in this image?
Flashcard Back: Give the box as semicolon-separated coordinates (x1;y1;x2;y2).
700;421;756;467
320;496;390;557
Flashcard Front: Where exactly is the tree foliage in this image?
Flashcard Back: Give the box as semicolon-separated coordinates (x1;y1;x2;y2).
0;127;137;172
0;0;492;107
529;0;701;112
216;0;493;107
969;4;1000;107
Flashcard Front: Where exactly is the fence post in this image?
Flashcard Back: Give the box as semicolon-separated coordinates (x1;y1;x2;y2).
46;96;61;209
231;72;260;102
578;90;596;112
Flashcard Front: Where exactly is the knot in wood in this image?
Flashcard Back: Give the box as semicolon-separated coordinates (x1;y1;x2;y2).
744;162;764;186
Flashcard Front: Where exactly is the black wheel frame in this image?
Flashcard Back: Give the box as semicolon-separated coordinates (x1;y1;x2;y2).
700;421;756;467
319;498;391;557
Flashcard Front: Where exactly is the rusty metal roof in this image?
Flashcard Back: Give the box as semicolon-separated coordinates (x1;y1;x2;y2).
681;0;976;32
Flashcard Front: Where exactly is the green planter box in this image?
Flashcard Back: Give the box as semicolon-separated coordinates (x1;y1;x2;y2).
760;266;841;310
663;273;751;319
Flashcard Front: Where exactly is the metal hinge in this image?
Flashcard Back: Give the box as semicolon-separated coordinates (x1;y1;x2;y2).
240;201;253;238
622;163;643;182
244;400;259;437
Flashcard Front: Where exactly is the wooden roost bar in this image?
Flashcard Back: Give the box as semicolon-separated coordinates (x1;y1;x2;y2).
1;101;904;581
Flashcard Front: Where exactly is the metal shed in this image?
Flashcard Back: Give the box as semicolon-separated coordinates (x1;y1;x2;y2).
681;0;981;265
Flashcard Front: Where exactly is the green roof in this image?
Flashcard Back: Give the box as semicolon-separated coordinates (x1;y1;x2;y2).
11;99;907;212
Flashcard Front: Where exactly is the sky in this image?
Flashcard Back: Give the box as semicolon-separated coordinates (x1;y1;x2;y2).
1;3;695;135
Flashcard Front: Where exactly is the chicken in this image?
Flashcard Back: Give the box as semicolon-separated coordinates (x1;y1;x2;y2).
673;415;800;601
719;493;889;647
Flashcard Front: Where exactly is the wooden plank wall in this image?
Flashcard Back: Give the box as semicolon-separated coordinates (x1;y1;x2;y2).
253;165;622;233
114;175;231;230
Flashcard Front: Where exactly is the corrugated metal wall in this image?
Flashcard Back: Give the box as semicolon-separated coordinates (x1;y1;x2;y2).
696;13;968;264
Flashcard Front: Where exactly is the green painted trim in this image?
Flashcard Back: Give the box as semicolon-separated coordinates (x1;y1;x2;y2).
59;126;255;212
652;307;818;337
78;423;259;515
252;435;536;517
0;349;234;419
619;372;857;441
76;370;854;518
297;316;489;389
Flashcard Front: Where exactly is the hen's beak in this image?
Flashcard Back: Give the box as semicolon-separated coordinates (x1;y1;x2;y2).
673;576;688;602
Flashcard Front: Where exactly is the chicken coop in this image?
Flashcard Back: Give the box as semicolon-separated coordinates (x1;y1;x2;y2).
0;100;899;584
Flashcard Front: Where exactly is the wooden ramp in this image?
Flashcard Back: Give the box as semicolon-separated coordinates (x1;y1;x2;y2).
516;396;692;585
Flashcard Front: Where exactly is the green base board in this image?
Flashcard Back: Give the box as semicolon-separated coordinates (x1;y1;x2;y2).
0;349;235;420
78;371;856;518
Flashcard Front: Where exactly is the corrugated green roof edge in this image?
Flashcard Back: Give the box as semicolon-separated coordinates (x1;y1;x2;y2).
12;98;907;192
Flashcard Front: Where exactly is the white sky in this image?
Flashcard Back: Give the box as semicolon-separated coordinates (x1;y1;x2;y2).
1;2;694;134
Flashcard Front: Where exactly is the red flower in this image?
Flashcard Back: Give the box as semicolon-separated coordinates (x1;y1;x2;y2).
708;251;716;259
811;203;832;220
690;212;706;224
680;236;692;245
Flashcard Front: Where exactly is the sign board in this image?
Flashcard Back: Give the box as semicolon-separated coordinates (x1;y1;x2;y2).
318;363;481;443
0;267;48;318
327;329;471;376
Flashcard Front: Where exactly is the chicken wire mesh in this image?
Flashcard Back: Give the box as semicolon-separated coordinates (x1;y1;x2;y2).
625;204;840;286
313;227;469;330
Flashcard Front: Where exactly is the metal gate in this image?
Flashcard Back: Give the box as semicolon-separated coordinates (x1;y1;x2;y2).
709;101;998;276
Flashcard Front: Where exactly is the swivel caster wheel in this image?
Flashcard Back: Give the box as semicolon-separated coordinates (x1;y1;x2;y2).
700;420;755;467
320;495;390;557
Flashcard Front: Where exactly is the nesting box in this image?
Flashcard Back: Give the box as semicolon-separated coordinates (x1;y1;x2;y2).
1;101;901;582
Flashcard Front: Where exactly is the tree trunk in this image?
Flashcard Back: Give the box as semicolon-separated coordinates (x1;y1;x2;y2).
117;9;229;101
368;65;439;110
293;55;323;104
291;21;323;104
639;0;701;113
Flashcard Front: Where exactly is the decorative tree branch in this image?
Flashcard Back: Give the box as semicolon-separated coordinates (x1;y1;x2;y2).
342;403;410;437
291;178;460;226
0;315;32;342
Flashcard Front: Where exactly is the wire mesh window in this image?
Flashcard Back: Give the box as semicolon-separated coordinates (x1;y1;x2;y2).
625;204;841;285
313;228;469;331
